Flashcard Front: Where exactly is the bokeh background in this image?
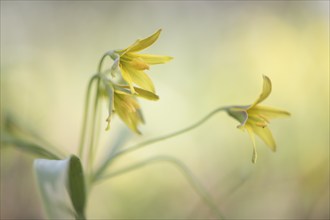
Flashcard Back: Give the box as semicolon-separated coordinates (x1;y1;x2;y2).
1;1;329;219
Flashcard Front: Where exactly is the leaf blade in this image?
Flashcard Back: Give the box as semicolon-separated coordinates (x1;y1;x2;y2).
34;155;86;219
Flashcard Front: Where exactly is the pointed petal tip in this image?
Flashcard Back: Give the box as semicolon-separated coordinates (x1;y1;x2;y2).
262;74;270;81
250;74;272;108
267;142;276;152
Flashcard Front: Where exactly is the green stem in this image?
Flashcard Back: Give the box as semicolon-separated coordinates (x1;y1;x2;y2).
78;75;98;159
86;77;101;179
78;52;109;161
98;53;110;73
93;107;227;180
95;155;225;219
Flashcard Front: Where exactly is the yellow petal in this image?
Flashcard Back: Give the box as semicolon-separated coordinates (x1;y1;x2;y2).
124;66;155;93
134;53;173;64
113;84;159;101
248;105;291;119
125;29;162;53
120;64;136;94
249;75;272;108
134;87;159;100
129;57;150;70
245;125;258;163
114;93;144;134
249;123;276;151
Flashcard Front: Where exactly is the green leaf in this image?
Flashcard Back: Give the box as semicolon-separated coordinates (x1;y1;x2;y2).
68;155;86;219
34;155;86;219
2;114;65;159
2;132;61;160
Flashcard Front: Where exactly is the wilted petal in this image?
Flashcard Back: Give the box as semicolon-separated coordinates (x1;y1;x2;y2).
250;75;272;108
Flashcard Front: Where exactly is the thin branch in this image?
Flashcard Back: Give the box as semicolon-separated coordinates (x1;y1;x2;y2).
93;106;227;180
96;155;226;219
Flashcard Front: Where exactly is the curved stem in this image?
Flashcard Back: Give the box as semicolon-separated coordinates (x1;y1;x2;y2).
78;75;98;159
93;107;227;180
95;155;225;219
98;53;110;73
79;52;110;161
86;77;101;179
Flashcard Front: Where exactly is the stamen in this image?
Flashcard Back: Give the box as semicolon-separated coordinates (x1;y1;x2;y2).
256;122;267;128
258;114;270;123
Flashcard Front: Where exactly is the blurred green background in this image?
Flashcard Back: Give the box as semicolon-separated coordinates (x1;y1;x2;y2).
1;1;329;219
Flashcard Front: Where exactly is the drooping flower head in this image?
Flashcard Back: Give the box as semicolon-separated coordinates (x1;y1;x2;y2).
100;29;172;134
108;29;173;94
226;75;290;163
101;77;159;134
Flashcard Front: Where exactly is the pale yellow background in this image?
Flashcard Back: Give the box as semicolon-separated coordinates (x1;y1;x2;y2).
1;1;329;219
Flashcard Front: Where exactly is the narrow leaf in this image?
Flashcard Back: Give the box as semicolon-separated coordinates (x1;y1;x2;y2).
2;132;60;160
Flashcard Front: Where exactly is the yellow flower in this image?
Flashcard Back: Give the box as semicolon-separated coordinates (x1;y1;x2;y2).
102;78;158;134
109;29;172;94
226;75;290;163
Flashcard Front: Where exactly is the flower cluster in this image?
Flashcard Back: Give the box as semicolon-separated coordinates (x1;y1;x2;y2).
100;29;172;133
96;30;290;163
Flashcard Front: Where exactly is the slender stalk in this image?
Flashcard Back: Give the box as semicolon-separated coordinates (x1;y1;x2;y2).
93;94;103;156
98;53;110;73
79;52;109;164
95;155;225;219
85;52;110;184
93;106;227;180
78;75;98;159
86;78;101;179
